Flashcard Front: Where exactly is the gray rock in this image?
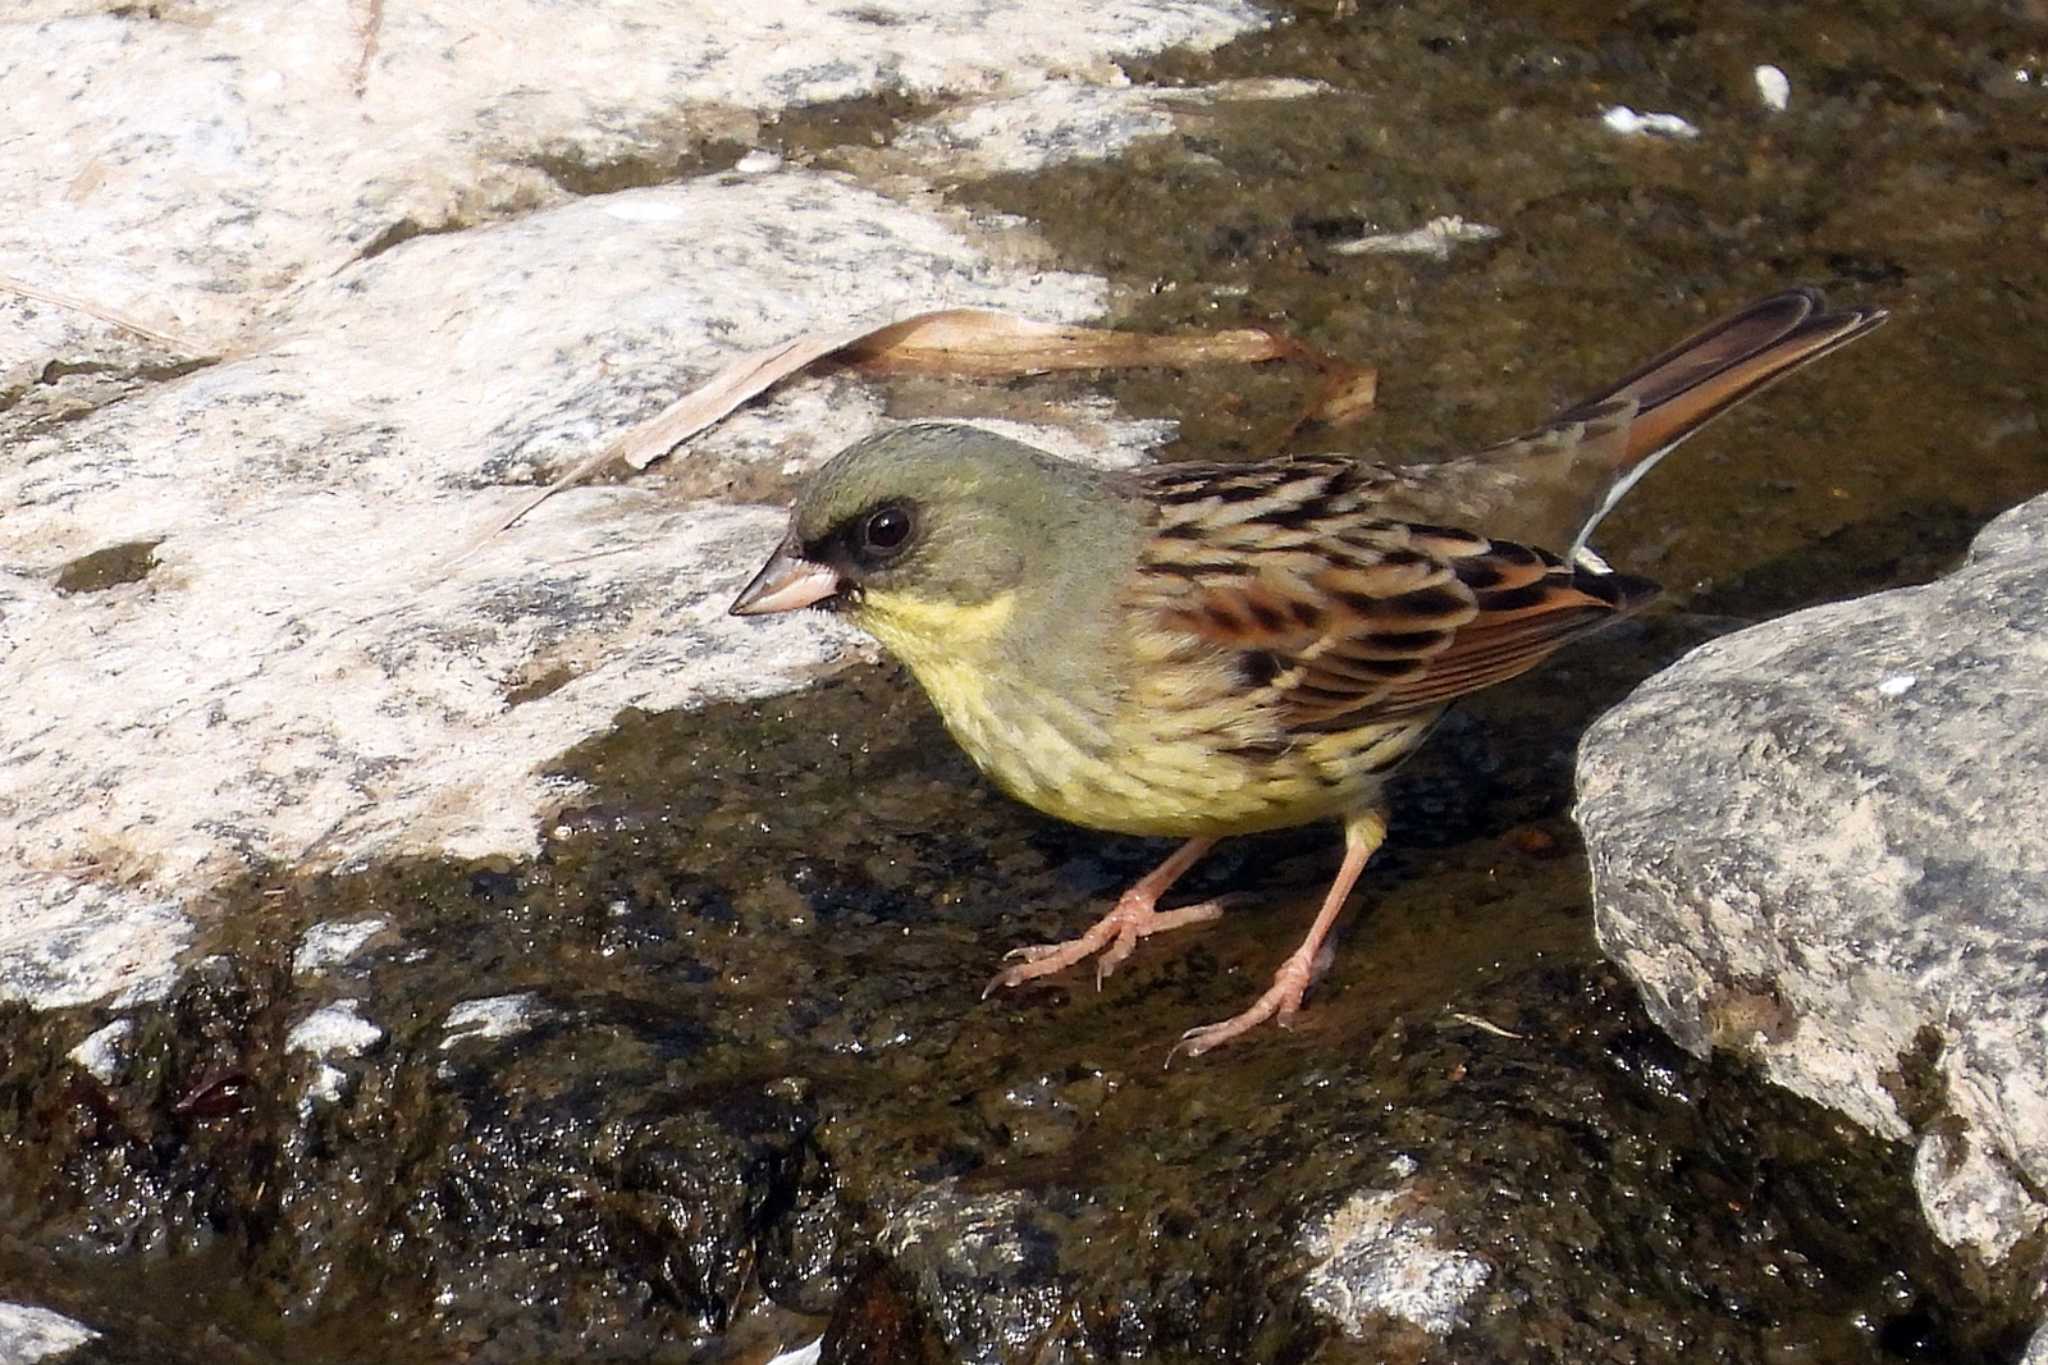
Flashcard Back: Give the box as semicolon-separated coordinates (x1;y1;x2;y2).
2025;1316;2048;1365
1578;494;2048;1281
0;1302;97;1363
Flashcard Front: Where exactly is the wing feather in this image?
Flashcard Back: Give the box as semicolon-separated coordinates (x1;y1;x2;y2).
1126;458;1658;738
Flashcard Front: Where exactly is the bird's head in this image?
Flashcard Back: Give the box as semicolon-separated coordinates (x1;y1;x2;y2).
730;424;1116;661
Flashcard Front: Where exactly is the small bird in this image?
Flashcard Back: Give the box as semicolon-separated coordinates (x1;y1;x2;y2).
730;289;1886;1058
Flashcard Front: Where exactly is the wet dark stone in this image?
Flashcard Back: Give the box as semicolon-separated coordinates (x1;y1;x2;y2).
467;869;521;902
53;539;162;594
822;1258;954;1365
3;655;2029;1362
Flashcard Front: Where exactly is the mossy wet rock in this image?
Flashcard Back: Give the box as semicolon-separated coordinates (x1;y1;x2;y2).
814;965;2020;1364
1577;493;2048;1313
6;667;2028;1361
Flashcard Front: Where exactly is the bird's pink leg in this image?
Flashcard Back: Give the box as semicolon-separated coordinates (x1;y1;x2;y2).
983;837;1222;995
1169;804;1389;1062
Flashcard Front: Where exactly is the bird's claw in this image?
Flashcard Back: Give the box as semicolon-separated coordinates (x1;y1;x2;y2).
1165;1013;1266;1066
984;936;1098;998
1162;957;1312;1065
986;898;1226;1005
982;967;1046;999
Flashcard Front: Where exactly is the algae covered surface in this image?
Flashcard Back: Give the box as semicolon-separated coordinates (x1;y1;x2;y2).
4;666;2034;1362
7;0;2048;1360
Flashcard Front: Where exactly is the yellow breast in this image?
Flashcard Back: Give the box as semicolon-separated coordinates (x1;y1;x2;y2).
854;587;1411;838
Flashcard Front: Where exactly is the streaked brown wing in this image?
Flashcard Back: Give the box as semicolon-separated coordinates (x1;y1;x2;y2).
1129;458;1658;734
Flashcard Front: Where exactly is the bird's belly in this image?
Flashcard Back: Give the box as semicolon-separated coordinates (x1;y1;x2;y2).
1027;742;1377;838
921;662;1425;838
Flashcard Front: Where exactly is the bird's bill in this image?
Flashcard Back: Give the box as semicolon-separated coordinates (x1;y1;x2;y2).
729;544;841;616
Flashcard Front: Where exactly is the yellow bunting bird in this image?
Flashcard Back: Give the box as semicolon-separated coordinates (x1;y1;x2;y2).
731;289;1886;1058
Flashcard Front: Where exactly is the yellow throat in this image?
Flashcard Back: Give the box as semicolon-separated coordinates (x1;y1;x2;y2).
853;588;1017;712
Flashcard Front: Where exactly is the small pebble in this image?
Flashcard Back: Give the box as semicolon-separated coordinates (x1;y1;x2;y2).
1601;105;1700;139
1755;64;1791;112
1329;215;1502;261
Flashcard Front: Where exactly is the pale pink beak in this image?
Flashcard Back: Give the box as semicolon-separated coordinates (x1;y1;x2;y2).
729;542;842;616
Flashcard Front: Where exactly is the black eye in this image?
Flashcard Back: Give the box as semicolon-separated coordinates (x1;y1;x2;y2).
859;505;913;557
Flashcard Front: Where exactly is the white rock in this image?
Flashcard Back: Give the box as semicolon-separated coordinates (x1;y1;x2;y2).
1754;64;1791;112
1578;493;2048;1264
889;77;1327;178
65;1018;135;1085
0;877;188;1008
302;1062;352;1115
294;918;390;978
1;0;1287;1012
2023;1316;2048;1365
0;176;1115;1010
1913;1129;2045;1264
441;992;548;1047
285;999;384;1057
0;0;1268;353
1299;1186;1491;1337
891;82;1183;177
1600;105;1701;139
0;1302;98;1363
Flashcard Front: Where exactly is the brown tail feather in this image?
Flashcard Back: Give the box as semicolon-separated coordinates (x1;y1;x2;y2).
1519;288;1889;552
1560;286;1889;477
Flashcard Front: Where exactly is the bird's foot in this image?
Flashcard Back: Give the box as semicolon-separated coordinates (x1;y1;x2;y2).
983;892;1225;997
1166;948;1318;1063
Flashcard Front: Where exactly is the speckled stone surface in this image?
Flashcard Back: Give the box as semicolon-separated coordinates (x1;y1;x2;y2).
1581;494;2048;1276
